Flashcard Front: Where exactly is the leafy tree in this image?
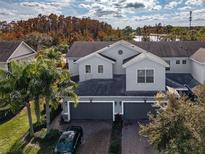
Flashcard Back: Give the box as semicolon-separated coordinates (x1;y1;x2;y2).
0;61;35;136
140;89;205;154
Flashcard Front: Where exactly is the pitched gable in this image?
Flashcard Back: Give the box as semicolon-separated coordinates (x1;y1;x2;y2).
190;48;205;64
0;41;21;62
122;52;169;68
9;42;36;61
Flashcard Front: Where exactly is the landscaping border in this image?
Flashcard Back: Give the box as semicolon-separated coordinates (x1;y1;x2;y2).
108;114;123;154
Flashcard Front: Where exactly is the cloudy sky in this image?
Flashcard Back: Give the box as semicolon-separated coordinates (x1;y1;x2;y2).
0;0;205;28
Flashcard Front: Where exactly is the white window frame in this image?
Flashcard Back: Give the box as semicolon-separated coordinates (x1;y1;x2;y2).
98;65;104;74
136;69;154;84
85;65;91;74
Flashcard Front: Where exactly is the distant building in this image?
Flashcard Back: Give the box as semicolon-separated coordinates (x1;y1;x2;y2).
134;33;180;42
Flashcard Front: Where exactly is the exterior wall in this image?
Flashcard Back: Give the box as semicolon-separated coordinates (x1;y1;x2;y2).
68;57;79;76
126;59;166;91
0;63;8;71
191;60;205;84
9;43;34;60
16;54;36;62
78;55;113;82
163;57;191;73
102;44;139;74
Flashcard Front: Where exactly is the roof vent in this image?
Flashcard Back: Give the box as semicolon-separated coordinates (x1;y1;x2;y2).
118;50;123;55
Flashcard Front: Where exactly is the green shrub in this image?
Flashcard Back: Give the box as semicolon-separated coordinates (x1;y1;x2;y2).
0;105;24;124
44;129;61;142
23;144;39;154
109;140;121;154
109;114;123;154
33;120;46;132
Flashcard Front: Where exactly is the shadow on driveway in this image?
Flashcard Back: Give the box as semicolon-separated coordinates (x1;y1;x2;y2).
122;121;159;154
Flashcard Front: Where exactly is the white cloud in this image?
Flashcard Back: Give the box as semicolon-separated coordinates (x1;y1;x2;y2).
20;0;72;15
165;1;182;9
135;14;165;21
178;6;192;11
185;0;205;6
0;8;15;16
80;0;162;19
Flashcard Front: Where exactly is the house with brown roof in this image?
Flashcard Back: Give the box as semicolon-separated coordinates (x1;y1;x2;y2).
62;40;205;122
0;41;36;71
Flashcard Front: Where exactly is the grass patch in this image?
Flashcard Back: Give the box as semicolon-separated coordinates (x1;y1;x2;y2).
0;104;36;153
109;114;123;154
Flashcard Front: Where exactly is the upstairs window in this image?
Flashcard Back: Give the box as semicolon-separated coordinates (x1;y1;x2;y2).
146;70;154;83
182;60;187;64
137;70;145;83
137;69;154;83
98;65;103;73
176;60;180;64
85;65;91;73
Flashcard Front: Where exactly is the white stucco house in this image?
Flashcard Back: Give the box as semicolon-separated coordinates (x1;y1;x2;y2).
0;41;36;71
63;40;205;122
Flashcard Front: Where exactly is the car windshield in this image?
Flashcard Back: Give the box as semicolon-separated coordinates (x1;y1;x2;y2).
56;131;75;152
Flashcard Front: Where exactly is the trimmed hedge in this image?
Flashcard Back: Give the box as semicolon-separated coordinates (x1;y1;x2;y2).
44;129;61;142
109;114;123;154
0;105;24;124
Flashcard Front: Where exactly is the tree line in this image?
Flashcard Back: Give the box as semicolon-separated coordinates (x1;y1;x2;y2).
0;14;205;51
0;14;123;50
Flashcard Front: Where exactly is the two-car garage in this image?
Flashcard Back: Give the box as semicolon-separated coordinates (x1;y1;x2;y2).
65;100;156;122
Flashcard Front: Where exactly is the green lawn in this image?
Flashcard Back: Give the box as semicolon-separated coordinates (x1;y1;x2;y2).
0;104;36;153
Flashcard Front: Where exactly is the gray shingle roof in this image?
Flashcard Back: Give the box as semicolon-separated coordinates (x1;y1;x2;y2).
74;74;199;96
190;48;205;63
67;41;114;57
166;73;199;89
67;41;205;58
0;41;21;62
75;75;158;96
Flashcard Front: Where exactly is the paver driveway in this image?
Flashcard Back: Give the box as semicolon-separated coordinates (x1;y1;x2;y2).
72;120;112;154
51;116;112;154
122;121;159;154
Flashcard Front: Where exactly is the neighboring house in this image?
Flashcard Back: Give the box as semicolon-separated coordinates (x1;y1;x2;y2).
63;40;205;122
134;33;180;42
0;41;36;71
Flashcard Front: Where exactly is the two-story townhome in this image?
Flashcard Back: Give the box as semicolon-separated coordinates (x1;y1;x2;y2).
0;41;36;71
62;40;205;122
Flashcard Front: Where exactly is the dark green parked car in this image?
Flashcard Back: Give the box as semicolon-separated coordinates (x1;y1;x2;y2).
54;126;83;154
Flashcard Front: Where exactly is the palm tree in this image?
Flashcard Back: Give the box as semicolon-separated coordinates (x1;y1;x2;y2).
36;54;78;132
0;61;35;136
29;68;42;124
